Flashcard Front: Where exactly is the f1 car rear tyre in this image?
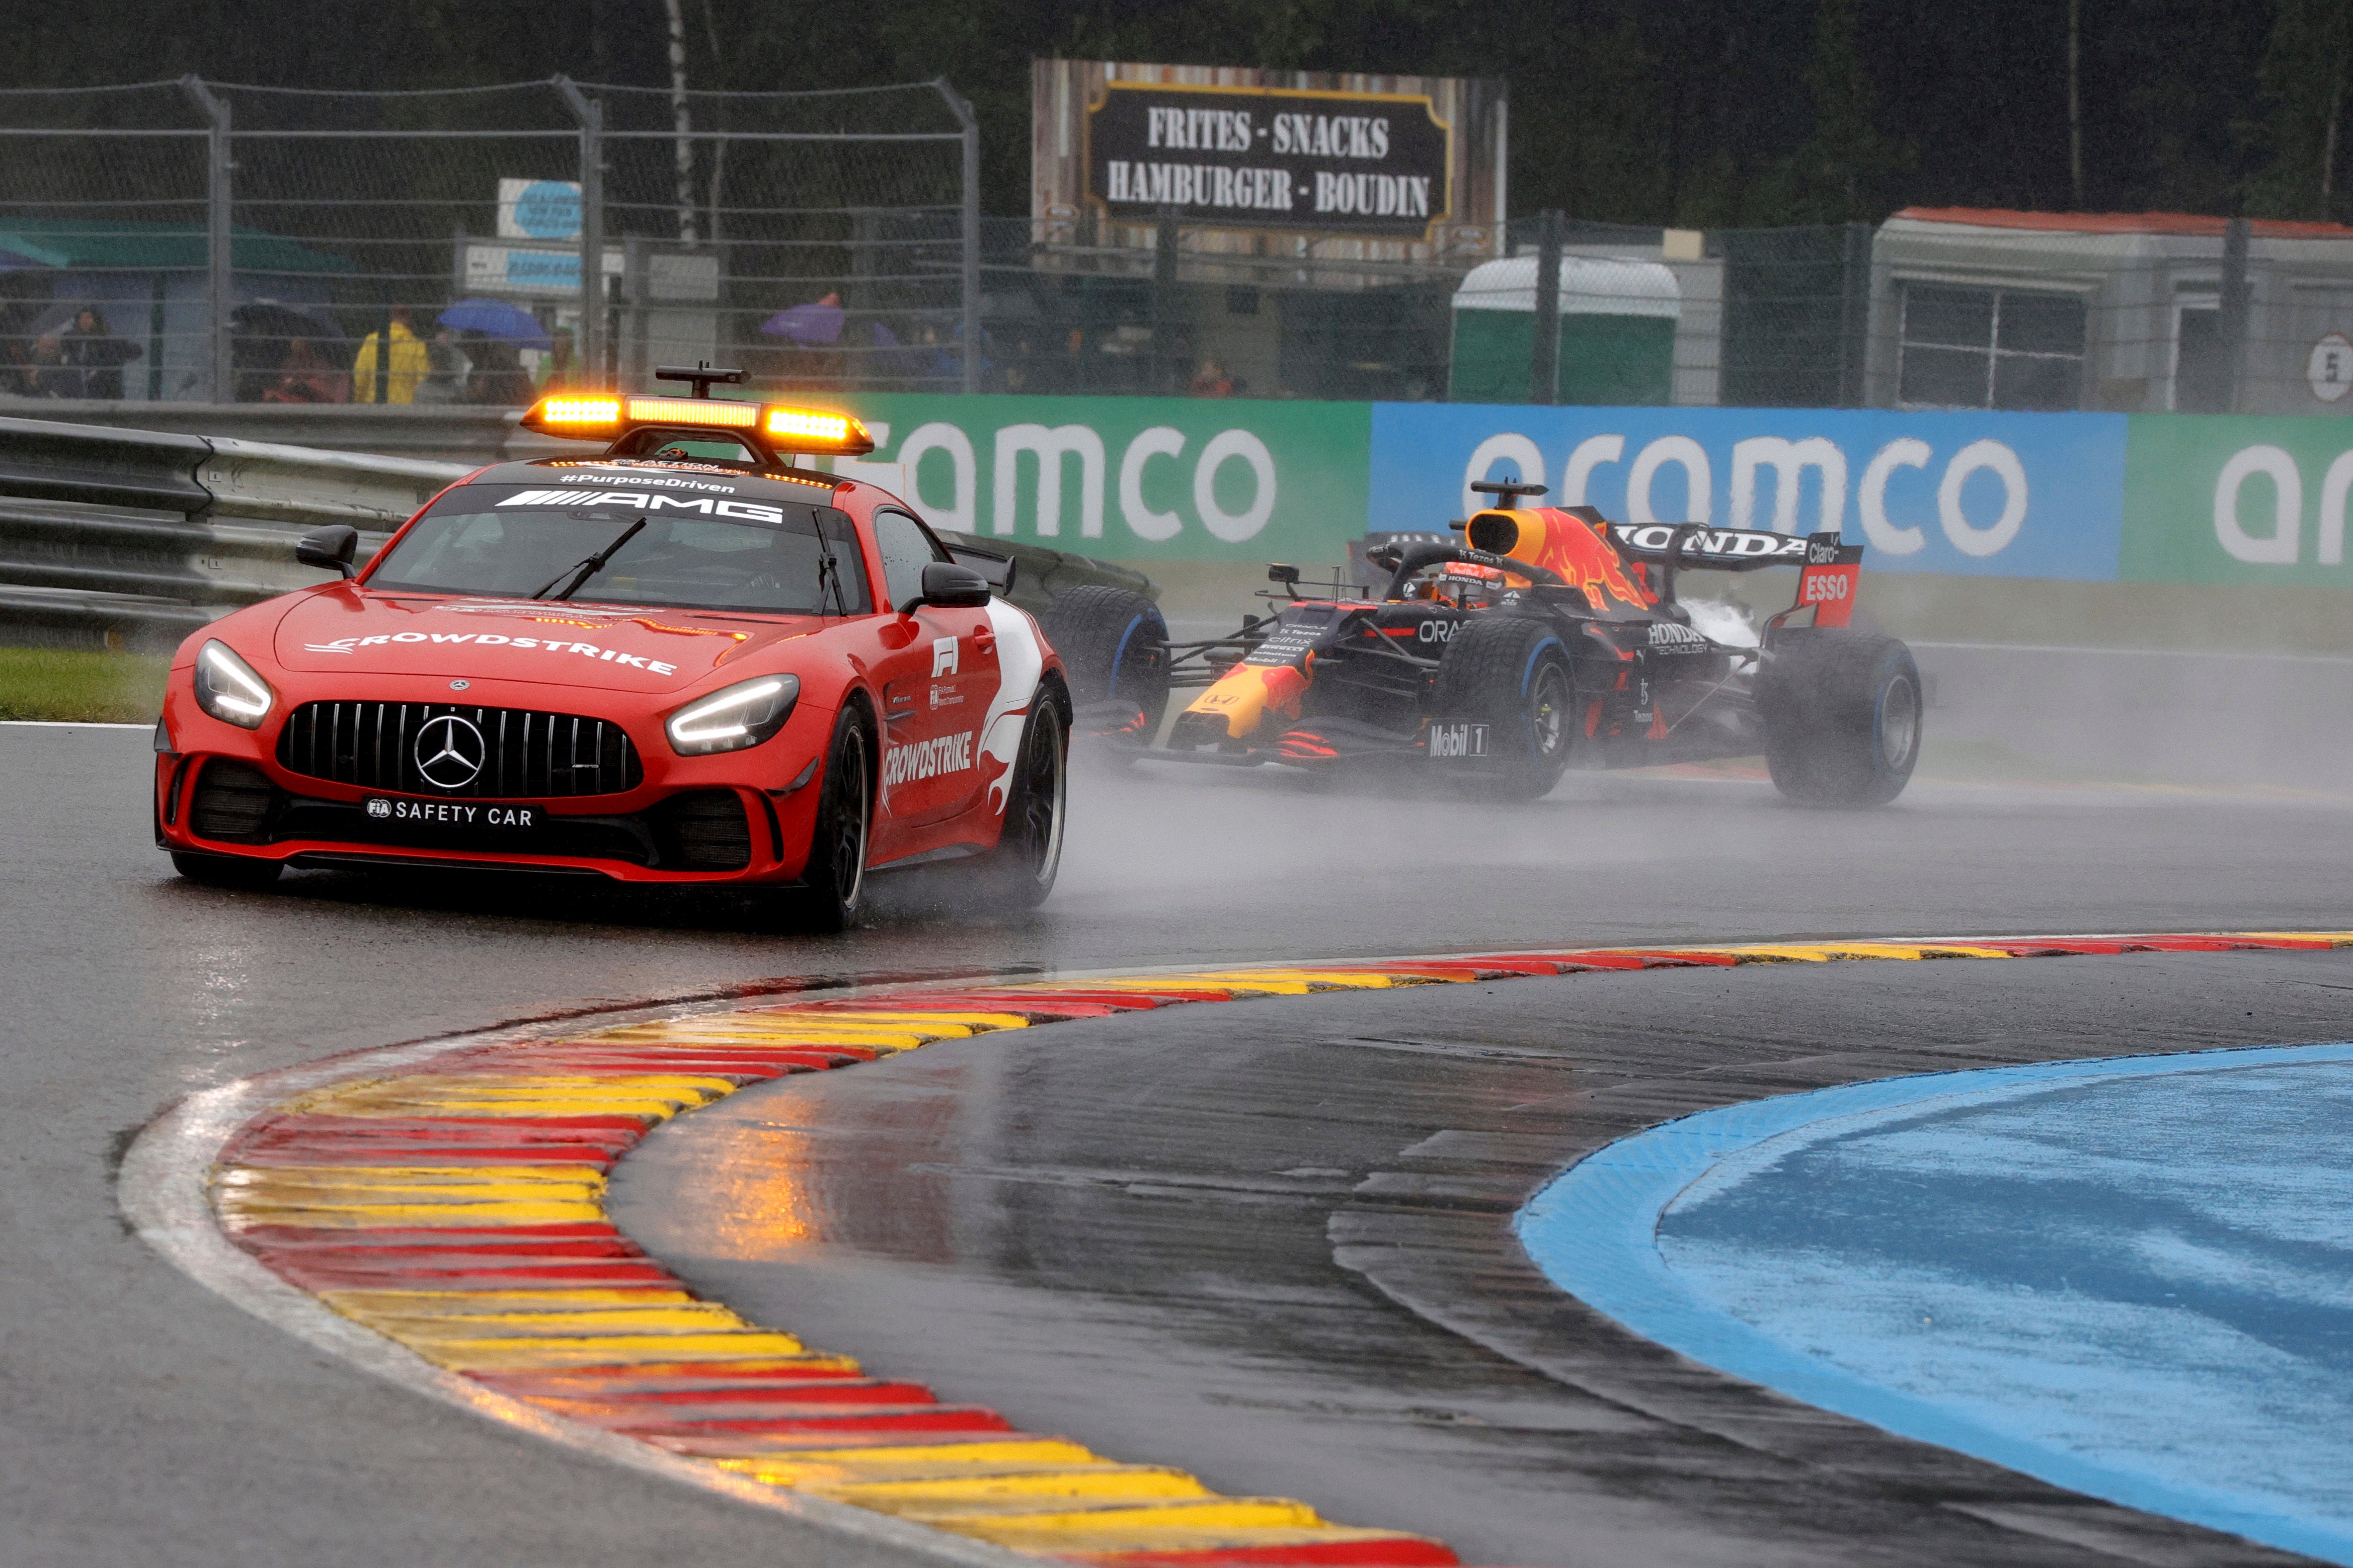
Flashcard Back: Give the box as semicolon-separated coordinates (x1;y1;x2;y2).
791;707;873;932
1431;616;1577;800
169;850;282;890
978;679;1070;910
1758;629;1923;807
1041;585;1169;745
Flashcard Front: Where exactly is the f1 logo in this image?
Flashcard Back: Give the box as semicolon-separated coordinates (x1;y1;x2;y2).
931;637;959;677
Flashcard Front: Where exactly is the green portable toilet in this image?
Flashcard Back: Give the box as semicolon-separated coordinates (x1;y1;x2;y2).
1449;255;1679;405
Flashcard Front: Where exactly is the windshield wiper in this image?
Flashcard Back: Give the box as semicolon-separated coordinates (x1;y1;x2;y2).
531;516;647;601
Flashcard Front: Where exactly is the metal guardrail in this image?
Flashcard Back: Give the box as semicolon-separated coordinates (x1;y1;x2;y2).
0;416;1152;650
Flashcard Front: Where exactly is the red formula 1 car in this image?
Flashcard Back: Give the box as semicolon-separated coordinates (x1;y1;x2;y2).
153;369;1069;928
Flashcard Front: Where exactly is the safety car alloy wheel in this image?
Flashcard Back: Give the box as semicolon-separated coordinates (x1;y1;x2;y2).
793;710;872;932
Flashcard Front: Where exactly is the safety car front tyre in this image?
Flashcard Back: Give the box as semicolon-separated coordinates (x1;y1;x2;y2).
1758;629;1922;807
1431;616;1576;800
790;706;874;932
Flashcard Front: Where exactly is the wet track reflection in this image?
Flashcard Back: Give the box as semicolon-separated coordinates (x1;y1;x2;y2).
11;722;2353;1566
614;954;2353;1568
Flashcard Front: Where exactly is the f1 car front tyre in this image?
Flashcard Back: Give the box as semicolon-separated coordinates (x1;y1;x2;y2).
978;679;1070;911
1432;616;1576;800
1758;629;1923;807
169;850;283;890
791;707;874;932
1041;585;1169;747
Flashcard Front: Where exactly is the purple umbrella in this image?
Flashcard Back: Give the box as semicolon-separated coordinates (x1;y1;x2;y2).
436;298;554;351
761;294;844;346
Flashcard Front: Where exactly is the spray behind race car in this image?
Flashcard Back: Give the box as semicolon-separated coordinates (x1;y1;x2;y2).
1079;477;1921;807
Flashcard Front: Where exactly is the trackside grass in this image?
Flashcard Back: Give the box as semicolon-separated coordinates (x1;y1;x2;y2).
0;648;171;723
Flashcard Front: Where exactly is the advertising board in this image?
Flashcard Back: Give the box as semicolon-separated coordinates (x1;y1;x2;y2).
1031;61;1506;265
1086;81;1453;239
2122;414;2353;586
817;392;1371;564
789;391;2353;594
1368;404;2130;581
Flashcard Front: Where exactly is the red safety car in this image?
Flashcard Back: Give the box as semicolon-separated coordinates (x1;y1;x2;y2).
152;368;1069;929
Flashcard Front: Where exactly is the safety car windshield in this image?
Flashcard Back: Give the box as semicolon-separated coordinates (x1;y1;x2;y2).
366;483;871;615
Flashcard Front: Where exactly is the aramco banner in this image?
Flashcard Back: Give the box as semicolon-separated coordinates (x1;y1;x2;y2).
1368;404;2131;581
810;392;2353;588
817;393;1370;564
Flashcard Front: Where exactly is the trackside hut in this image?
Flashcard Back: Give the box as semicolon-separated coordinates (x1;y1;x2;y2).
1865;207;2353;416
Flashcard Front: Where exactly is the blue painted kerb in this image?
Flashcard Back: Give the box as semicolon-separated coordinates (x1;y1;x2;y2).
1515;1043;2353;1566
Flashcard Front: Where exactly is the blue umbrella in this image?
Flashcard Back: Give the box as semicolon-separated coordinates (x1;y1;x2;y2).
760;295;845;346
436;298;554;351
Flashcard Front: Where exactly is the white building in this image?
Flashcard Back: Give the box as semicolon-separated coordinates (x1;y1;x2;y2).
1864;207;2353;416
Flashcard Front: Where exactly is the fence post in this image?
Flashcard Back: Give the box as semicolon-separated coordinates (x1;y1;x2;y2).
1529;209;1562;405
941;83;982;395
1155;206;1182;396
1838;220;1872;407
555;78;605;388
2220;215;2251;413
181;76;233;404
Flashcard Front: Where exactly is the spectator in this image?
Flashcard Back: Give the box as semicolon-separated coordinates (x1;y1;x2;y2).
59;307;140;399
27;333;67;397
351;306;429;403
1189;357;1232;398
414;328;469;405
534;329;574;392
463;334;534;406
262;339;349;403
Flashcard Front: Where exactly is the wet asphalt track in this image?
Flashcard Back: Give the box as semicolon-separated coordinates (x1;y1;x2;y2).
9;717;2353;1565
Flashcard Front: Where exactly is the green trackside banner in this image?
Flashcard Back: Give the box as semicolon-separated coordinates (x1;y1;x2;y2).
2123;414;2353;587
814;393;1372;563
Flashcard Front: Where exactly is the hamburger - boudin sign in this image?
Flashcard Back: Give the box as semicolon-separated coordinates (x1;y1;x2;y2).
1085;81;1454;237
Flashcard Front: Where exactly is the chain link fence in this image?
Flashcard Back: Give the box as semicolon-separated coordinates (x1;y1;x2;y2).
6;80;2352;418
0;76;977;409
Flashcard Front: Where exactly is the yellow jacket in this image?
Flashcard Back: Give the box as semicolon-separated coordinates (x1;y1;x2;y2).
351;322;430;404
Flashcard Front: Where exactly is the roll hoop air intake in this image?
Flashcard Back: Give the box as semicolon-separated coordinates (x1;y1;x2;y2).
1378;540;1565;600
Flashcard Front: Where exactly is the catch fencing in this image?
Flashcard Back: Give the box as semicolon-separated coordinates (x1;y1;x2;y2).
0;76;978;410
8;78;2353;421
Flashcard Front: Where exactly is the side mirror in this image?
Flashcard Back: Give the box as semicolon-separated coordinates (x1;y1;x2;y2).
946;545;1016;595
1267;563;1301;586
296;525;359;580
906;560;991;612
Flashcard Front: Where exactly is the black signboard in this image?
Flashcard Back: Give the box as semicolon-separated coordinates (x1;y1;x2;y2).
1086;83;1452;238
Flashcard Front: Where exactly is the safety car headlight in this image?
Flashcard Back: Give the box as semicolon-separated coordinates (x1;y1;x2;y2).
193;640;275;729
667;674;799;756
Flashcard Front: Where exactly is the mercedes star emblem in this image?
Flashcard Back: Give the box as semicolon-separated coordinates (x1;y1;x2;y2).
449;679;470;691
413;713;487;790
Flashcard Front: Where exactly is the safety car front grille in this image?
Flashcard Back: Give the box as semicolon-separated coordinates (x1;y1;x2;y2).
275;701;644;799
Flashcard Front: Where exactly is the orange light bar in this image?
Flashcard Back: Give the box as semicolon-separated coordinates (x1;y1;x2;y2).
525;395;623;432
763;405;875;455
520;391;874;457
626;395;759;428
